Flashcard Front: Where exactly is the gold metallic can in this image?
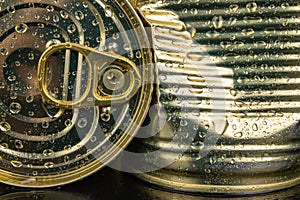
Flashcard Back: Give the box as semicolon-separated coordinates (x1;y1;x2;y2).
0;0;153;187
0;0;299;194
130;0;300;194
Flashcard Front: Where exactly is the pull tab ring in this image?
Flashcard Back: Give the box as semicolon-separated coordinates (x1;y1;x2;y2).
38;42;142;109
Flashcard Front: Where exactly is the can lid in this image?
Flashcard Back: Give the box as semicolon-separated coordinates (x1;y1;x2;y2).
0;0;153;187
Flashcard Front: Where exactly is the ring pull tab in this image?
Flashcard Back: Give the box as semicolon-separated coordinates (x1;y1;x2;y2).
37;42;141;109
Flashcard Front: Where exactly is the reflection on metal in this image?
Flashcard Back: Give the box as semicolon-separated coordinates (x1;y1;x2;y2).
38;42;141;109
0;0;153;187
0;191;90;200
134;0;300;194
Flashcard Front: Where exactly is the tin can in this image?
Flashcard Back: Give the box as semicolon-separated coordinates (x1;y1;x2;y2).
132;0;300;194
0;0;153;187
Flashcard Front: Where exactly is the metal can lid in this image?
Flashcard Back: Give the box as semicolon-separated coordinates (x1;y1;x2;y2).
0;0;153;187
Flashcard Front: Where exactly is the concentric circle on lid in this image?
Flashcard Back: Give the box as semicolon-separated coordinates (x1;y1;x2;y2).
0;0;153;187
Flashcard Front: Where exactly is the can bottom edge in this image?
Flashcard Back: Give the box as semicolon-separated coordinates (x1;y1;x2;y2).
134;172;300;195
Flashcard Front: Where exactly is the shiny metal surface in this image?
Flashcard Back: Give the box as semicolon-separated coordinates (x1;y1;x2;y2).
134;0;300;194
37;42;142;109
1;167;300;199
0;0;153;187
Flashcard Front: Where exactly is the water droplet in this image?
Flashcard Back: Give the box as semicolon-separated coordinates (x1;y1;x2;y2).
243;16;263;24
60;10;69;19
15;23;28;34
34;14;40;19
159;74;167;81
11;160;22;168
189;88;203;95
96;37;101;43
44;162;54;168
67;24;77;34
190;8;198;15
232;124;237;130
82;2;89;8
206;30;220;38
234;132;243;138
191;152;201;161
1;62;7;68
76;154;82;159
28;52;34;60
205;124;210;130
9;102;21;114
112;33;119;40
255;41;267;47
187;75;204;83
192;110;200;116
27;73;33;80
191;141;204;150
123;44;131;52
42;122;49;129
252;123;258;131
230;159;235;164
104;5;114;18
77;118;87;128
75;10;84;20
212;16;224;29
43;149;54;156
15;60;21;66
242;28;255;36
0;48;8;56
84;41;90;47
53;15;60;23
234;41;244;48
281;3;289;9
246;2;258;13
234;101;244;107
64;155;70;163
14;140;23;149
0;82;5;89
44;15;51;21
64;144;72;150
64;119;73;127
135;50;142;58
7;6;16;13
37;23;44;30
220;41;232;49
28;111;34;116
229;4;239;12
90;136;97;142
10;92;17;99
180;119;188;126
268;4;276;10
46;5;54;12
92;19;99;26
230;89;237;96
264;27;276;35
100;113;111;122
0;122;11;132
0;143;8;149
209;157;217;165
46;39;61;48
228;17;237;25
187;52;204;61
23;163;32;169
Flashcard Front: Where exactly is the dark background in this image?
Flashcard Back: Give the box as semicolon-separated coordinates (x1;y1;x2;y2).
1;166;299;200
